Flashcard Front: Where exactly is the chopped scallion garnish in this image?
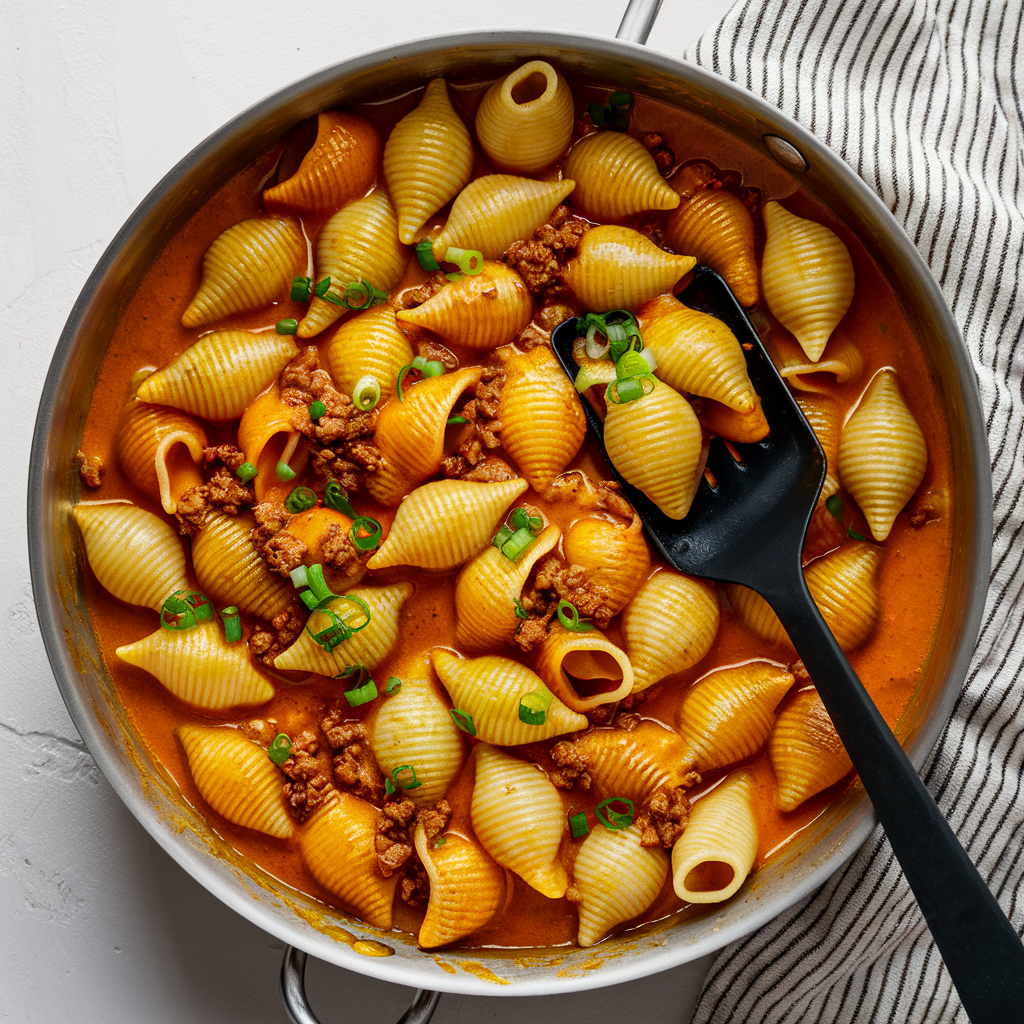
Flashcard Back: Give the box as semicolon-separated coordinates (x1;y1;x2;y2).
314;276;332;298
289;565;309;589
849;528;870;542
338;664;378;707
352;375;381;412
513;597;529;620
556;599;595;633
267;733;292;765
447;415;467;426
186;592;214;622
422;359;444;377
445;272;464;283
385;676;402;696
518;690;553;726
502;527;536;562
236;462;258;484
385;764;422;796
433;835;447;849
304;564;335;605
309;399;327;422
324;480;356;517
826;494;844;521
350;516;382;551
444;246;484;275
160;590;196;631
450;708;476;735
569;811;589;839
276;318;299;335
595;797;634;831
305;594;372;652
220;605;241;643
291;276;313;302
277;460;297;482
615;351;650;380
605;375;655;405
415;239;440;272
285;486;317;513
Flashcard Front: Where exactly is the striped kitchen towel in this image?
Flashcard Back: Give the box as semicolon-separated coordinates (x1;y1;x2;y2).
685;1;1024;1021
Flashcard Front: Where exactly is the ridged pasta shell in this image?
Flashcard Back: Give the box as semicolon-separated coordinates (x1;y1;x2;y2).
761;202;855;363
768;330;864;392
454;524;561;651
471;743;568;898
671;771;757;903
368;669;465;808
563;132;679;221
603;379;703;520
177;725;293;839
299;189;407;338
181;217;307;328
414;823;506;948
236;382;305;503
431;650;589;745
693;394;770;444
475;61;574;173
663;188;757;307
136;331;298;421
263;111;380;213
622;571;720;692
563;225;696;313
273;583;414;675
191;513;298;622
533;623;633;713
367;366;485;506
431;175;576;261
839;370;927;542
116;622;274;712
325;305;415;401
563;512;650;616
678;662;794;772
383;78;474;245
796;394;841;504
770;689;853;811
496;345;586;492
573;822;668;947
300;794;399;929
396;263;532;350
638;294;756;412
367;478;528;571
575;721;688;803
74;502;188;612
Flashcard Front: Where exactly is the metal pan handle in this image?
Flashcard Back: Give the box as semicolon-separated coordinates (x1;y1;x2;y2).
616;0;664;43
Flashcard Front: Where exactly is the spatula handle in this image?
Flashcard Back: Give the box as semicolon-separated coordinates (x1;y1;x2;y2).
764;569;1024;1023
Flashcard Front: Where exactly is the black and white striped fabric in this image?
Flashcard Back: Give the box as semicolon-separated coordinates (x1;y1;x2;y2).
684;1;1024;1020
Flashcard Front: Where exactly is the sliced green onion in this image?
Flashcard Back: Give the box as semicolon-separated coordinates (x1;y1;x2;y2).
291;276;313;302
304;563;335;605
492;524;514;550
826;494;844;522
445;272;464;283
299;589;320;611
639;347;658;373
606;322;627;344
160;591;196;631
501;527;536;562
352;375;381;412
608;90;633;110
185;592;214;622
450;708;476;735
574;363;613;394
569;811;590;839
585;323;610;359
276;460;297;481
390;764;422;791
510;507;533;530
306;595;371;652
309;399;327;422
236;462;258;484
513;597;529;620
289;565;309;589
396;364;413;402
220;606;242;643
595;796;634;831
267;733;292;765
518;690;553;726
314;276;332;298
342;280;371;309
447;415;467;426
335;594;371;632
616;351;650;380
587;102;606;126
849;527;870;542
285;486;317;513
415;239;440;272
556;599;595;633
606;375;655;405
528;515;542;531
350;516;382;551
338;665;378;707
385;676;402;696
276;318;299;335
412;355;428;371
324;481;356;517
422;360;444;377
444;247;484;275
433;835;447;849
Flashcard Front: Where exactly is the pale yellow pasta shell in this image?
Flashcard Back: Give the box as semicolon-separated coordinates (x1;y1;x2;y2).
471;743;568;898
263;111;380;213
671;770;757;903
431;650;589;745
770;688;853;811
724;584;788;646
533;623;633;713
367;478;528;571
300;794;399;930
136;331;298;421
116;622;274;712
177;725;293;839
622;570;720;692
236;383;305;503
563;225;696;312
573;822;668;947
768;330;864;393
181;217;307;328
383;78;474;245
839;370;927;542
563;512;650;616
761;202;855;363
796;394;841;503
432;175;576;261
454;524;560;651
396;263;532;350
325;305;415;401
603;380;703;520
475;61;574;173
678;662;794;772
74;502;188;612
576;721;689;804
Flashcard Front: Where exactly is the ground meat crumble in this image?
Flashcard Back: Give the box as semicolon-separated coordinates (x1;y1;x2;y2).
442;366;514;480
279;729;335;824
515;556;614;652
319;709;385;805
75;450;104;488
175;444;254;532
374;798;451;907
549;740;592;791
636;785;693;849
505;205;590;298
249;608;305;666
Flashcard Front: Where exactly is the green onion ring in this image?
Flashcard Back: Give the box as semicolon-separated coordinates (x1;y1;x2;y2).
450;708;477;735
595;796;634;831
160;591;196;631
276;460;297;481
350;516;382;551
284;486;317;514
556;598;595;633
324;481;356;517
352;375;381;412
569;811;590;839
220;606;242;643
518;690;553;726
267;733;292;765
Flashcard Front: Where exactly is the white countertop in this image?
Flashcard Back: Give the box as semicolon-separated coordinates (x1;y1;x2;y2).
2;1;735;1020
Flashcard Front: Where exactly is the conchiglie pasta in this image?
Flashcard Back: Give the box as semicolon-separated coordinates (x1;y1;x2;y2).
236;383;304;503
563;512;650;616
768;330;864;393
324;305;415;401
533;624;633;713
575;721;688;804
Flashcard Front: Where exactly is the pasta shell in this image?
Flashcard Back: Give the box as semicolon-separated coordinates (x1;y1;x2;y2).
471;743;568;898
324;305;415;401
74;502;188;612
396;263;532;350
414;823;506;948
454;524;561;651
300;794;399;929
563;225;696;312
533;623;633;713
496;345;586;492
563;512;650;616
383;78;474;245
475;61;574;173
677;662;794;772
796;394;841;504
273;583;413;675
694;394;770;444
575;721;689;803
768;330;864;393
603;378;703;520
367;478;528;571
368;667;465;808
116;622;274;712
177;725;293;839
263;112;380;213
761;202;855;363
191;512;298;622
299;189;407;338
638;293;756;413
431;650;589;745
671;771;757;903
180;217;307;328
573;823;668;947
431;175;576;261
622;571;720;692
770;688;853;811
839;370;928;542
136;331;298;421
663;188;757;307
367;366;485;506
236;382;305;503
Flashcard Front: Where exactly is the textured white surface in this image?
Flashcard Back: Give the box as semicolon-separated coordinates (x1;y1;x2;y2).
2;1;734;1021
